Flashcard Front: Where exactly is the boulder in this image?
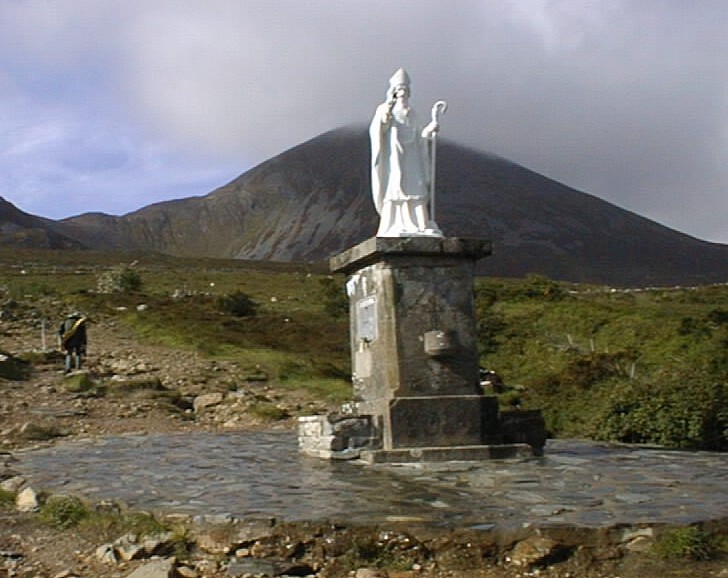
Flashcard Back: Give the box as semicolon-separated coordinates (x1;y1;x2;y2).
193;393;224;413
124;558;175;578
509;535;561;567
15;486;39;512
0;351;30;380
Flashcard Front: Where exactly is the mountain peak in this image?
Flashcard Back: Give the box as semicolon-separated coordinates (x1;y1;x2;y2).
3;129;728;286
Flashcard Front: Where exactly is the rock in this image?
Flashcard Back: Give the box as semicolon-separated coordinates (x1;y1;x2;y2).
124;557;175;578
112;532;175;561
620;526;654;543
62;371;94;392
0;549;23;560
355;569;389;578
52;571;79;578
0;475;25;493
116;540;145;561
509;535;561;567
234;518;277;544
196;519;274;555
109;376;163;392
193;393;224;413
624;535;653;553
225;557;279;577
175;566;200;578
192;559;219;575
95;543;118;564
15;486;38;512
0;352;30;380
142;533;174;557
196;529;235;555
109;358;157;376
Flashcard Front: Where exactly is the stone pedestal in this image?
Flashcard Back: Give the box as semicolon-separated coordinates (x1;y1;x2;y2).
298;236;546;462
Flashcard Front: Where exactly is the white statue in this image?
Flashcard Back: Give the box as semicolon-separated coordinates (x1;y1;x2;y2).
369;68;447;238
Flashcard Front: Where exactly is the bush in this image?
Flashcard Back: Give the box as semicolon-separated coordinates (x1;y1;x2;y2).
592;379;727;450
653;526;717;560
319;276;348;318
40;495;90;529
556;351;636;390
97;265;142;294
216;290;258;317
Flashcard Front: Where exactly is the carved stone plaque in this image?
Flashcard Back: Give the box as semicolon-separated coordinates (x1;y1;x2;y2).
356;296;378;342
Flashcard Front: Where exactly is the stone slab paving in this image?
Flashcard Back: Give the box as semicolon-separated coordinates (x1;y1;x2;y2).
14;431;728;529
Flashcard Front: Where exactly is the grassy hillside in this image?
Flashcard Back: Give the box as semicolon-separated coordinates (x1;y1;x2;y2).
2;249;726;450
477;275;728;450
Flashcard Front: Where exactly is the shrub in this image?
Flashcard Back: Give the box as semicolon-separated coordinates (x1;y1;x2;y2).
592;379;728;450
97;265;142;294
170;524;194;560
319;276;348;318
216;290;258;317
653;526;716;560
40;495;90;529
557;351;636;390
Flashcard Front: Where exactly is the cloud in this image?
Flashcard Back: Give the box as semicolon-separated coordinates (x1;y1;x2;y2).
0;0;727;243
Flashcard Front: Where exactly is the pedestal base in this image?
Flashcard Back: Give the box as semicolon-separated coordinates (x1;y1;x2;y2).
385;395;500;449
297;409;547;462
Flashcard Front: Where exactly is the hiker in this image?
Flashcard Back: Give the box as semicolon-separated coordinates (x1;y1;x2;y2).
58;312;87;372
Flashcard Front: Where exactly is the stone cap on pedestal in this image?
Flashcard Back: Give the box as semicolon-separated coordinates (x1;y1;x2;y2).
330;237;492;274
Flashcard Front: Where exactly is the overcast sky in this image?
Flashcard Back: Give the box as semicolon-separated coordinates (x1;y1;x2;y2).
1;1;727;243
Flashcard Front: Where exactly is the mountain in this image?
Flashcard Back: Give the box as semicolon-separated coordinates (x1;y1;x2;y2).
11;126;728;286
0;196;85;250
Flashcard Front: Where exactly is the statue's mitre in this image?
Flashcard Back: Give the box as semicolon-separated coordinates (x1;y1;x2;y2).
389;67;411;88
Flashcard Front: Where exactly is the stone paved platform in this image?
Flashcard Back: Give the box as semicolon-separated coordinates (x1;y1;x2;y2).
13;431;728;529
